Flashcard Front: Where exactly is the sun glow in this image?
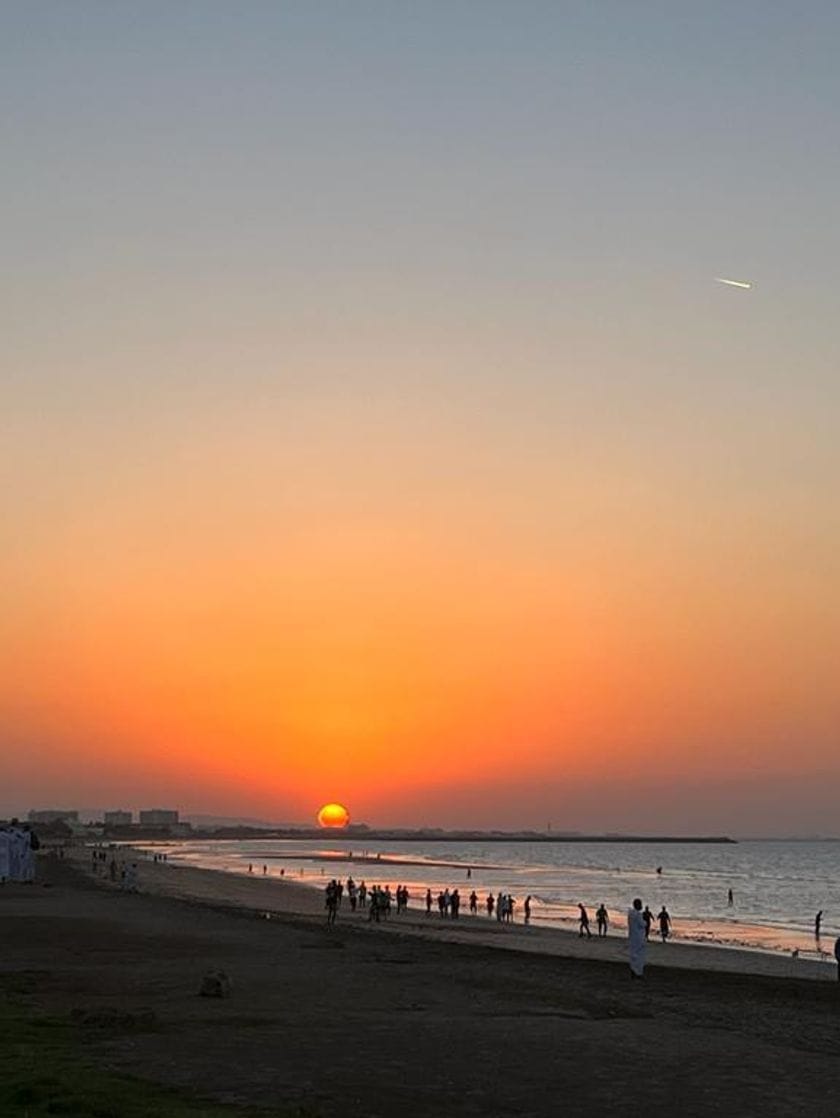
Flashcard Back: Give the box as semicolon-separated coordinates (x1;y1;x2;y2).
317;802;350;829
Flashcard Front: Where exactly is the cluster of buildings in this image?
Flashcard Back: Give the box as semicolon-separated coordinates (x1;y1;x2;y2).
27;808;189;836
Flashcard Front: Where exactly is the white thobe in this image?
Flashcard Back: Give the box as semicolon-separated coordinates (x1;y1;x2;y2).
627;907;647;976
9;828;24;882
0;830;10;882
20;831;34;882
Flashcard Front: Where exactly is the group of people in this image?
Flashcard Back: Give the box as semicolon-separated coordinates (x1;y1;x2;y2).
577;901;671;943
424;887;532;923
90;846;140;891
324;878;538;927
0;820;39;884
325;877;402;923
577;903;610;938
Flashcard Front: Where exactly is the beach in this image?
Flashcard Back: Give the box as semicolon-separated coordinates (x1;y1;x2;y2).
2;851;839;1117
134;834;840;962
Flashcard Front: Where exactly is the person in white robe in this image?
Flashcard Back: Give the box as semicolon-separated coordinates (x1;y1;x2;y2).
8;822;24;882
20;827;35;882
0;827;10;883
627;897;647;978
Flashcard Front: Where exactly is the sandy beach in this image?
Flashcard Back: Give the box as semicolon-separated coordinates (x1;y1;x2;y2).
1;850;839;1117
103;846;836;982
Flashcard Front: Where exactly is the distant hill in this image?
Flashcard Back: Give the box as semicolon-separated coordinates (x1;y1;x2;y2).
184;814;306;831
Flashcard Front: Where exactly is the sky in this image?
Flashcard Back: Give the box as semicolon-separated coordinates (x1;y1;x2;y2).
2;2;838;834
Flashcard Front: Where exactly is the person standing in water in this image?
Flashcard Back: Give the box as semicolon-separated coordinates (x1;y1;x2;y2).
815;911;823;939
728;888;734;906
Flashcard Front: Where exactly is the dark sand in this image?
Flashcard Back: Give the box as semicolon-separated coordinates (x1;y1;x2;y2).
3;854;839;1117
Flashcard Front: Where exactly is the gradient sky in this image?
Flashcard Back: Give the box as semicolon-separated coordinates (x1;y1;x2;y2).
2;2;838;834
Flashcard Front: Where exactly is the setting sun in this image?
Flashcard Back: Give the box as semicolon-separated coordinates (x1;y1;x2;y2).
317;803;350;829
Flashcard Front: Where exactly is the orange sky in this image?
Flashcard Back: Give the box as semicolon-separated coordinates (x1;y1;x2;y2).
3;384;838;831
3;6;840;834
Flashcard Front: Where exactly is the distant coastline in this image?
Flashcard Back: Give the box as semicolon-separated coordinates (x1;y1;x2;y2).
169;828;737;844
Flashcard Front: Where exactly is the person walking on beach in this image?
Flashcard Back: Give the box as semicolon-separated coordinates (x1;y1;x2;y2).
425;888;432;915
325;880;338;926
628;898;647;978
486;893;495;918
596;904;609;937
815;910;822;939
658;906;671;942
728;888;734;906
469;890;478;915
578;903;592;939
642;905;654;940
524;895;532;924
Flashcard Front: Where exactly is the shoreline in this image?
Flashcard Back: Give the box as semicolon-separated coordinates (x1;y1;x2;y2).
79;846;837;983
123;839;839;966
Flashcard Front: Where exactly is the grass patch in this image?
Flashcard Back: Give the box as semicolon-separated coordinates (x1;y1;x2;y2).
0;975;315;1118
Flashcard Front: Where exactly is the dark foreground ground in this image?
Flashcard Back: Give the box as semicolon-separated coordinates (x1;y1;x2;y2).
2;859;839;1117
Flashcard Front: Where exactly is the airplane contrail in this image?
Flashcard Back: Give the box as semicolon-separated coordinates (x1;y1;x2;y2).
714;277;752;290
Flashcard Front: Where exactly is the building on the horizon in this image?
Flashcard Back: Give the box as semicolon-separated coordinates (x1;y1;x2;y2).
138;809;179;826
104;810;133;826
28;809;79;824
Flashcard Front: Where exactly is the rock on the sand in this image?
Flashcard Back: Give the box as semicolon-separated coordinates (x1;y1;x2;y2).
199;970;233;998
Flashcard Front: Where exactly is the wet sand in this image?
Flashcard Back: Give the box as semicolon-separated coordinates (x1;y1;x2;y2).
99;847;835;982
3;851;839;1116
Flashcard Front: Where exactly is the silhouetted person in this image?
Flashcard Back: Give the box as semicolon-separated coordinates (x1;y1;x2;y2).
469;890;478;915
524;895;532;924
815;910;823;939
578;903;592;939
425;887;432;915
486;893;495;918
656;866;662;875
834;936;840;981
325;880;338;926
596;904;609;937
642;905;653;940
658;906;671;941
728;888;734;906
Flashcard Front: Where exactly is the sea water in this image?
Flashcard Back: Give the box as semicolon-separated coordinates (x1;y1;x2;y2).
143;837;840;962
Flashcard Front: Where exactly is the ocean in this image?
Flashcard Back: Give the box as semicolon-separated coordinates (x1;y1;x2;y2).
142;836;840;963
